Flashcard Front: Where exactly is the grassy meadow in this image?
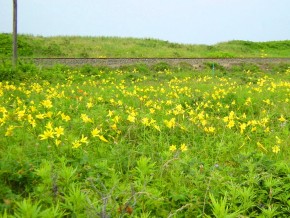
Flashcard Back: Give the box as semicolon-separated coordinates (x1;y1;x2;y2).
1;33;290;58
0;60;289;217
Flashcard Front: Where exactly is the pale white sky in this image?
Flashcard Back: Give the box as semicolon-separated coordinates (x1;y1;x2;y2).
0;0;290;45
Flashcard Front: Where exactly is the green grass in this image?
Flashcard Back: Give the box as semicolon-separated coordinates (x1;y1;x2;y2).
1;33;290;58
0;62;289;217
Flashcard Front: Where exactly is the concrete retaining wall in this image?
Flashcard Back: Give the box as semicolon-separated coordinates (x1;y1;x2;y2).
32;58;290;68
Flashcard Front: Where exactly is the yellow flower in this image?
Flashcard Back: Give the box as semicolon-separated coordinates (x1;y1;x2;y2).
180;143;188;152
55;139;61;146
263;99;271;105
141;117;150;126
107;110;114;117
227;120;235;129
208;126;215;133
39;129;54;140
150;118;156;125
45;121;53;130
61;113;71;122
72;140;81;149
28;118;36;128
91;127;101;137
239;123;247;134
278;115;286;122
164;118;176;129
149;108;155;114
29;105;37;112
198;111;205;120
272;145;280;154
98;135;108;143
54;126;64;138
241;113;247;119
153;124;161;132
260;117;269;127
41;99;53;108
111;123;117;130
86;102;93;109
251;126;257;132
81;114;93;123
16;110;26;121
201;119;207;126
80;134;89;144
229;111;235;120
127;115;136;123
117;100;123;106
166;100;173;105
113;115;121;123
244;97;252;106
275;136;282;144
204;126;215;133
36;113;45;119
46;111;53;118
5;125;15;136
0;106;7;113
169;145;177;152
223;116;229;123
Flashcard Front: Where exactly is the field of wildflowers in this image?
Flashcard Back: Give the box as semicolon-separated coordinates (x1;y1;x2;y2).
0;64;289;217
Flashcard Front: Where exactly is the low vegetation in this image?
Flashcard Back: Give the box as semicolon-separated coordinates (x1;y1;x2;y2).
1;33;290;58
0;61;289;217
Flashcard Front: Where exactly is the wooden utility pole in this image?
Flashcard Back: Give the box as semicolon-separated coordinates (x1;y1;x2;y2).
13;0;17;67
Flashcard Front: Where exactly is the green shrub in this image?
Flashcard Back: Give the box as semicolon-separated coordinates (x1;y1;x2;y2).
230;63;260;73
152;62;171;72
0;61;16;81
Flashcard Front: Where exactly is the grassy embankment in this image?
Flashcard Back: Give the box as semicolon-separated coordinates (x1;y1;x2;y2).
1;33;290;58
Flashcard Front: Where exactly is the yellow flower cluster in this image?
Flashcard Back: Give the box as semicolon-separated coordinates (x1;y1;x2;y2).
38;121;64;145
169;143;188;152
0;68;288;155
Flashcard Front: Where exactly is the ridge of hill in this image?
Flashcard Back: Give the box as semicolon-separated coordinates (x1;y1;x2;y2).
0;33;290;58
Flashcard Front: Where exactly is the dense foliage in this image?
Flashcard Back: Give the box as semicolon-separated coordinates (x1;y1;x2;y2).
0;62;289;217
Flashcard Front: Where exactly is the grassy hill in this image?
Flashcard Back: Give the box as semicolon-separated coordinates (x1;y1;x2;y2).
0;33;290;58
